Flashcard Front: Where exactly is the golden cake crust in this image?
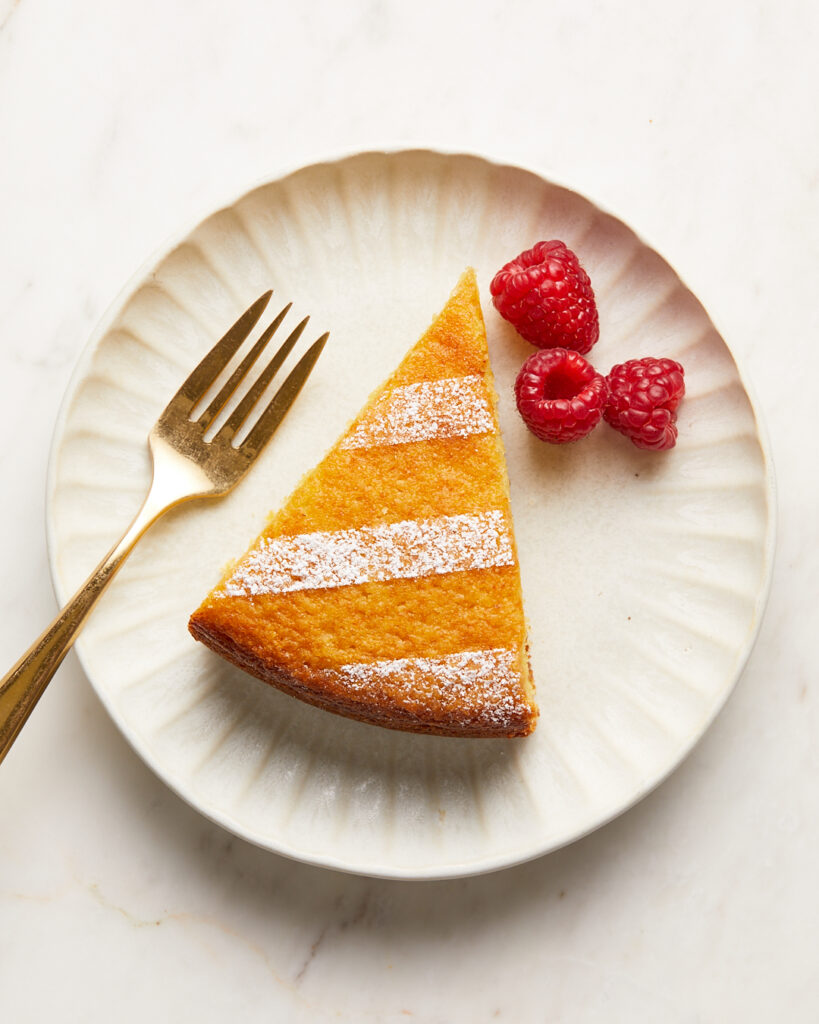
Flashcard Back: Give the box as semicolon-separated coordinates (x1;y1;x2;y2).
188;617;535;738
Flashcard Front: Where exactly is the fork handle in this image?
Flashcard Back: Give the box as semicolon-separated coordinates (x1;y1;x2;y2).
0;487;168;766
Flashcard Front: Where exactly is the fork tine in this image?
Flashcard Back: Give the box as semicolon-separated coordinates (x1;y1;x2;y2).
237;332;329;458
218;316;310;440
171;291;272;414
197;302;292;431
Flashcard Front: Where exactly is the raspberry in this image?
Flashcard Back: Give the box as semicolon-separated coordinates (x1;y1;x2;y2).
490;240;599;353
514;348;608;444
603;357;686;451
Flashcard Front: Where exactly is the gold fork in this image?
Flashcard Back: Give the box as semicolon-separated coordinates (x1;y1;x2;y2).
0;291;328;765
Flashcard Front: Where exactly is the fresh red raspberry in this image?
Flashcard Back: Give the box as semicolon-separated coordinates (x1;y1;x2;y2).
490;240;599;353
603;357;686;451
514;348;608;444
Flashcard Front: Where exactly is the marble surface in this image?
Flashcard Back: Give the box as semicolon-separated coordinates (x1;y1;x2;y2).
0;1;815;1020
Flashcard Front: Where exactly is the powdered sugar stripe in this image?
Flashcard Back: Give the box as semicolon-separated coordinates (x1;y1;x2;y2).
223;510;514;597
331;648;530;724
340;375;495;450
335;648;517;686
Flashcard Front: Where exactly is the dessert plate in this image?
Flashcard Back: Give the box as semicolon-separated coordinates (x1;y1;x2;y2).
47;149;775;878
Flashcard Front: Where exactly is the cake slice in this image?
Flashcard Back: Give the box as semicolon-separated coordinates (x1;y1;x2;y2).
189;270;537;737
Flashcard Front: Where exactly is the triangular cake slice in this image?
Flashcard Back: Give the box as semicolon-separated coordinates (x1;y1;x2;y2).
189;270;537;737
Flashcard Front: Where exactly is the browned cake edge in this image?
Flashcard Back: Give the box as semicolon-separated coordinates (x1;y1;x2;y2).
188;613;536;739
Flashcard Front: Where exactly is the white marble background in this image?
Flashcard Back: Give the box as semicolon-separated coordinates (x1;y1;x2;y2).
1;1;816;1021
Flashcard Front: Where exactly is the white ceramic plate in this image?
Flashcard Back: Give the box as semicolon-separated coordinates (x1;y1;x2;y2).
47;149;775;879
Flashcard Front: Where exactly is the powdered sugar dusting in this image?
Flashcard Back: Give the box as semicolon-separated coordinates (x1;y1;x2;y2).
331;648;530;726
222;510;514;597
341;375;495;450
